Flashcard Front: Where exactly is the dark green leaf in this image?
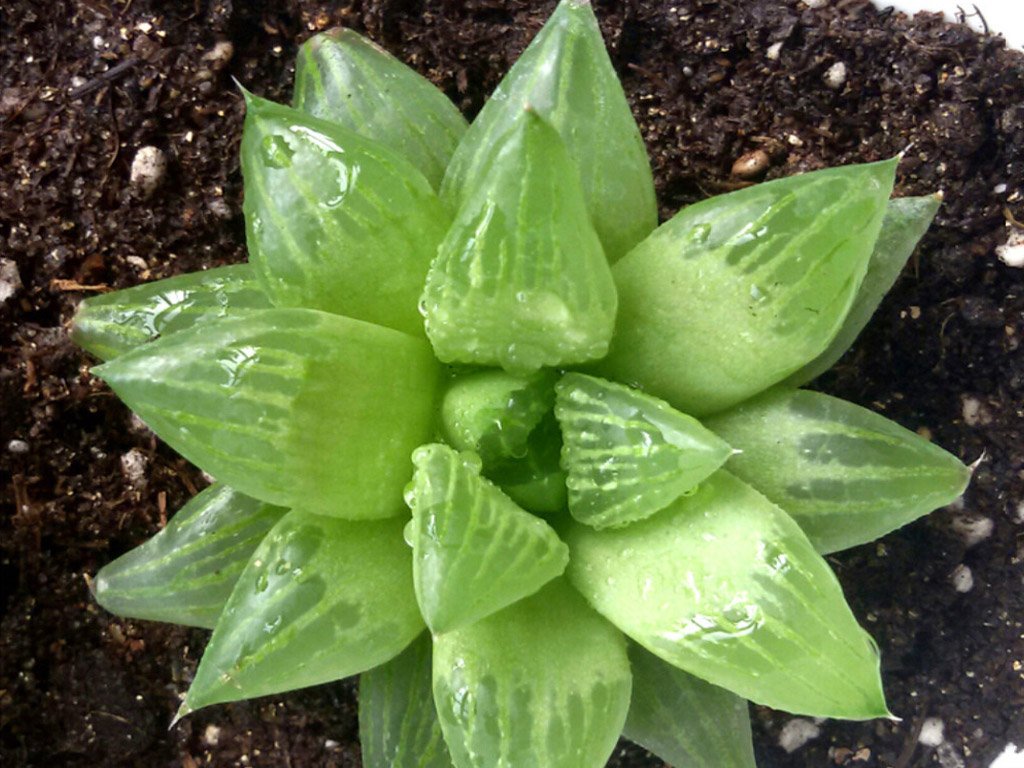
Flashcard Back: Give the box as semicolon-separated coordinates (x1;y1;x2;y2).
72;264;271;361
180;511;422;715
408;443;568;634
294;28;467;189
567;470;889;719
486;413;568;516
94;483;286;629
624;644;756;768
423;110;617;371
440;0;656;261
432;579;631;768
705;388;971;553
601;159;898;416
555;373;732;529
360;633;454;768
94;309;439;519
242;93;450;337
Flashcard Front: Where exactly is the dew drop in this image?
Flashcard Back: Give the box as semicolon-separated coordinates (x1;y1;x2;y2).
402;519;416;548
254;572;270;593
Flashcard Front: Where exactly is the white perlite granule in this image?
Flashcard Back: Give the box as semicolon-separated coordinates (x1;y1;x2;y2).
778;718;821;752
919;717;945;747
130;146;167;198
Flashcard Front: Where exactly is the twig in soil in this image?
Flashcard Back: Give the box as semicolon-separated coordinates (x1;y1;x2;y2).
67;58;139;101
893;715;926;768
50;279;111;292
1004;207;1024;230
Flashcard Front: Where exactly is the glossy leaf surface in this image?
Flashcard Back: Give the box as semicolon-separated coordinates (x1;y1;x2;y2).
408;443;568;634
555;373;732;529
94;309;439;519
788;194;941;385
440;369;556;465
183;511;422;714
485;414;568;516
94;483;286;629
440;0;656;261
624;644;756;768
567;471;888;719
433;579;631;768
423;111;617;371
360;633;453;768
242;93;449;337
602;160;898;416
706;388;970;553
72;264;271;361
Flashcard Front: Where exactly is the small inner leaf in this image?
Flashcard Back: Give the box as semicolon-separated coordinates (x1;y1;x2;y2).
294;28;467;190
567;470;890;720
182;511;422;714
422;110;618;372
359;633;454;768
705;387;971;553
485;413;568;516
555;372;733;529
408;443;568;635
432;579;631;768
93;483;287;629
72;264;272;361
242;92;450;337
601;159;898;416
624;644;756;768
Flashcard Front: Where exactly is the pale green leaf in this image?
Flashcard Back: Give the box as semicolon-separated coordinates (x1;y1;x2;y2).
241;92;450;337
705;388;970;553
72;264;271;361
440;369;556;466
360;633;454;768
567;470;889;719
432;579;631;768
293;28;467;189
601;159;898;416
181;511;422;714
408;443;568;634
787;194;941;385
555;373;732;529
440;0;656;261
93;483;286;629
423;110;617;372
93;309;439;519
624;644;756;768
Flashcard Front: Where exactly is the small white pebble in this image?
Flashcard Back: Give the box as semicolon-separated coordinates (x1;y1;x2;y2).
990;743;1024;768
996;229;1024;268
779;718;821;753
961;396;991;426
0;258;22;304
824;61;848;89
952;515;994;548
136;21;153;34
920;717;946;747
766;42;783;60
324;739;340;749
950;564;974;593
92;35;106;50
993;183;1007;194
202;724;221;746
804;0;828;7
7;439;29;454
787;133;804;147
201;40;234;70
1014;502;1024;525
130;146;167;198
120;448;149;487
126;255;149;271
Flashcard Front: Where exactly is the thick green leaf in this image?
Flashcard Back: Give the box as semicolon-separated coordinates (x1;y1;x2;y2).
94;309;439;519
601;159;898;416
440;0;656;261
424;110;617;372
432;579;631;768
486;413;568;516
624;644;756;768
705;388;970;553
93;483;286;629
72;264;271;361
440;369;556;465
408;443;568;634
787;194;941;385
181;511;422;715
293;28;467;190
566;470;889;719
360;633;454;768
555;373;732;529
241;93;449;337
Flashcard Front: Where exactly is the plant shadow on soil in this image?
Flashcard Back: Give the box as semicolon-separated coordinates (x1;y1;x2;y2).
1;1;1022;766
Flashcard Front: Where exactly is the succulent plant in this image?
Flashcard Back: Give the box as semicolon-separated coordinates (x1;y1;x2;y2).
73;2;971;766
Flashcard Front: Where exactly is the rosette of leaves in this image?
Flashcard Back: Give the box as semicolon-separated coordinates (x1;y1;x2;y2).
74;3;971;767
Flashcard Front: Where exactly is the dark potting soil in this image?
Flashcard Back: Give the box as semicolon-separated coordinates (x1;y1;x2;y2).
1;1;1022;766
